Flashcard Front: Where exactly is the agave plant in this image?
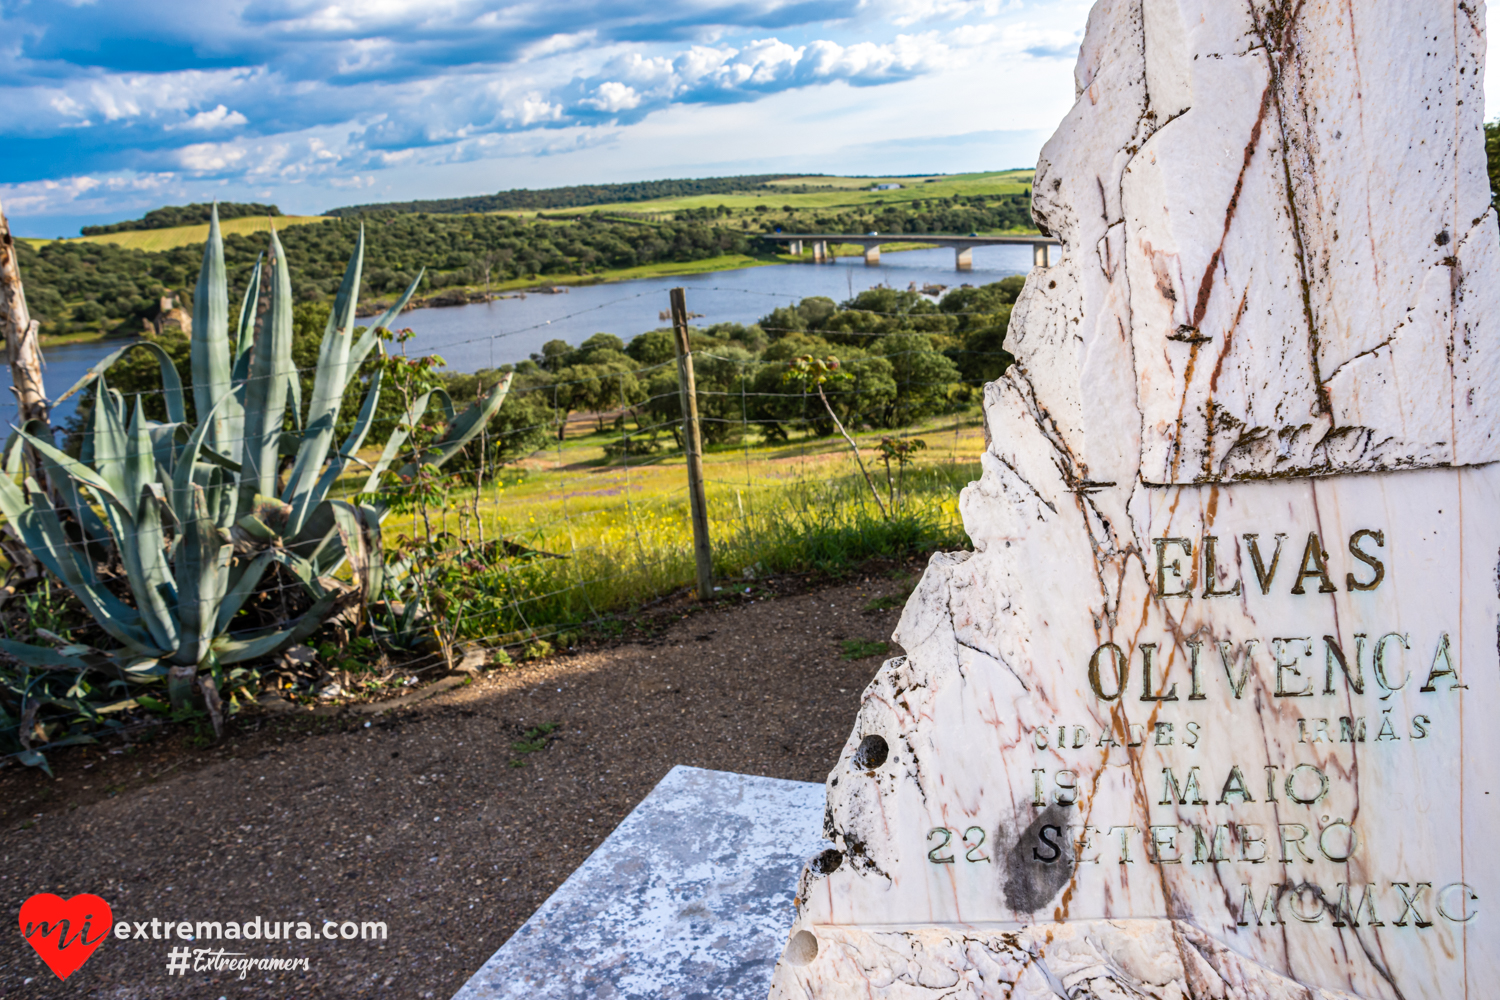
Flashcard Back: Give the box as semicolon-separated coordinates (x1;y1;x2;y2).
0;206;511;735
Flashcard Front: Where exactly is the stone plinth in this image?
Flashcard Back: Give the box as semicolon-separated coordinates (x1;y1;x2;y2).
452;766;823;1000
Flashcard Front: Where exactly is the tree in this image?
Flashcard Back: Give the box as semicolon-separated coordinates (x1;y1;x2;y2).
1488;119;1500;208
875;332;961;425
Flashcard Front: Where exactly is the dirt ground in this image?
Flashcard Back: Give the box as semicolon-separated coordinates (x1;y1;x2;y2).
0;564;922;999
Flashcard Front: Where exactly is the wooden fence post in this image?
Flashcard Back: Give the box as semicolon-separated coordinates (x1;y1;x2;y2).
670;287;713;601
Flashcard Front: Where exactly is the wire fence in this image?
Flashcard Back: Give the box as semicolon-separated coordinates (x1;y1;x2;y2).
1;280;1009;756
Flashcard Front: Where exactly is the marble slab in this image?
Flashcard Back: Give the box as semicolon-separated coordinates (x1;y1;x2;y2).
451;766;824;1000
767;2;1500;997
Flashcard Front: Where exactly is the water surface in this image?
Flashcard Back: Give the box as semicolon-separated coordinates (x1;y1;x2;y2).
397;244;1034;371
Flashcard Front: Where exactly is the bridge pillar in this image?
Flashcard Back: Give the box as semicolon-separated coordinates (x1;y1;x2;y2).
864;244;881;266
955;247;973;271
1033;243;1058;267
788;239;803;255
813;240;827;262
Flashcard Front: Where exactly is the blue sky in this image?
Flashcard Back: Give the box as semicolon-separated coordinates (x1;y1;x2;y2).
0;0;1095;236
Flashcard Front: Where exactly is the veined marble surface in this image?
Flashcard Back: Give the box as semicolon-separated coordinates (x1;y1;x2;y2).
769;1;1500;997
452;766;824;1000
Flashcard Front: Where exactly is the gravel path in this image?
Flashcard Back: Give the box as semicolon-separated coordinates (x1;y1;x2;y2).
1;567;918;999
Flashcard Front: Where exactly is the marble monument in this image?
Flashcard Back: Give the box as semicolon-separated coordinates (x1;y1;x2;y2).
770;1;1500;997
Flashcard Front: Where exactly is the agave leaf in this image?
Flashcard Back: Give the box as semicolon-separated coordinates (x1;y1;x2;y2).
192;205;234;455
308;368;382;507
215;550;278;635
331;500;383;605
235;252;263;367
106;477;180;657
17;484;160;653
31;445;110;577
173;485;232;667
281;230;366;535
213;589;339;665
14;750;52;776
53;341;186;425
349;268;424;371
226;252;260;460
241;228;294;504
397;373;513;479
233;513;279;544
170;395;228;527
91;378;129;500
432;388;457;426
326;225;365;343
356;386;439;497
0;639;127;681
125;397;156;518
17;428;130;516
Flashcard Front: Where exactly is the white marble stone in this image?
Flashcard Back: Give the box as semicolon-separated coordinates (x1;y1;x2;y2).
452;766;825;1000
769;2;1500;997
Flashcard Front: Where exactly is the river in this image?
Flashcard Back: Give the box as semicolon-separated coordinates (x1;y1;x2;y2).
397;244;1033;372
5;243;1034;432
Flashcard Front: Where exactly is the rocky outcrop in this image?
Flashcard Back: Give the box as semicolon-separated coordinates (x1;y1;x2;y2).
769;2;1500;998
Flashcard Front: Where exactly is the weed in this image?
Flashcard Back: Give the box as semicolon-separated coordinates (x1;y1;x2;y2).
316;636;381;674
840;639;891;660
509;722;561;767
862;595;905;612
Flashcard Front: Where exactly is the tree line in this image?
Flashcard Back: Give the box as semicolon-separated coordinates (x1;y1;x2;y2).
758;193;1034;236
80;202;282;236
324;176;813;217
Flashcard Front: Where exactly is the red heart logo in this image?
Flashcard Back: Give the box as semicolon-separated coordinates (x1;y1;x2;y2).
19;893;112;980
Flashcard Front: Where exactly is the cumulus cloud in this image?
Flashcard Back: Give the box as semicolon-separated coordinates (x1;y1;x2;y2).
0;172;179;219
581;82;643;112
170;105;250;130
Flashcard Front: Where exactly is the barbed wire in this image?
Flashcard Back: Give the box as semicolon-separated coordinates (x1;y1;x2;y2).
2;280;1000;763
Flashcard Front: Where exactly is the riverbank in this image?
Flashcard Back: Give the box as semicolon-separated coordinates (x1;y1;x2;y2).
354;241;953;317
35;328;125;348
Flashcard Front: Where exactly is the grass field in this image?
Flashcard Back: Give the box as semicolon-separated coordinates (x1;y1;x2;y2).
490;170;1035;220
22;171;1031;257
365;407;987;648
59;214;330;251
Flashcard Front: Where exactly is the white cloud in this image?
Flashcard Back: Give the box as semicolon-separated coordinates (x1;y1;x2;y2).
170;105;250;131
581;82;642;112
0;172;177;218
504;92;564;126
176;142;249;172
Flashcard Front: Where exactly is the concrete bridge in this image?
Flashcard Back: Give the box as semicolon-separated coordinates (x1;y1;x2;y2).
761;232;1061;270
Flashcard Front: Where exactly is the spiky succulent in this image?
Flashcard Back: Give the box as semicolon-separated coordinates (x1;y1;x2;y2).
0;207;510;733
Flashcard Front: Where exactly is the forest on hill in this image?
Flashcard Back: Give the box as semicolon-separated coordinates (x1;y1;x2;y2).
80;202;283;236
17;213;753;337
324;175;816;216
16;192;1033;338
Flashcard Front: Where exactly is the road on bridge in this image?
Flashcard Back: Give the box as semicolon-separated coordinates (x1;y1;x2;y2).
760;232;1060;270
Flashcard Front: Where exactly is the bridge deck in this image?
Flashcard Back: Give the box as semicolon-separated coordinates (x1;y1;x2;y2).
761;232;1058;247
